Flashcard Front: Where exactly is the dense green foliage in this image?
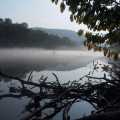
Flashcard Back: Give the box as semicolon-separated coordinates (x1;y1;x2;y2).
51;0;120;58
0;18;75;48
51;0;120;43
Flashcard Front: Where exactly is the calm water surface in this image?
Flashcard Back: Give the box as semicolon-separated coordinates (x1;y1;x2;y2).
0;48;108;120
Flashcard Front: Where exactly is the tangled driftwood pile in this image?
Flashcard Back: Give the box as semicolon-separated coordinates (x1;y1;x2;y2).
0;62;120;120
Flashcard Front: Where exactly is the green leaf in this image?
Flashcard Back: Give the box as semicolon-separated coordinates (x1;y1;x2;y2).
60;2;65;13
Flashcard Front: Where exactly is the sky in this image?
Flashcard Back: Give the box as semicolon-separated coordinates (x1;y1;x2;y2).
0;0;88;31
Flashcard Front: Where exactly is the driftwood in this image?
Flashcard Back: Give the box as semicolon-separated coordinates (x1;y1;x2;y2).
77;110;120;120
0;62;120;120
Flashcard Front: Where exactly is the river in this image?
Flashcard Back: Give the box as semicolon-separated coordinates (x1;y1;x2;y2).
0;48;108;120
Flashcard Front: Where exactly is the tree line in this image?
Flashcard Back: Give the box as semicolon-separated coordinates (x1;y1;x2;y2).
0;18;75;48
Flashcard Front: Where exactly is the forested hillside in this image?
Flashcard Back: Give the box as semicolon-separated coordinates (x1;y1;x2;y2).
33;27;85;46
0;18;75;48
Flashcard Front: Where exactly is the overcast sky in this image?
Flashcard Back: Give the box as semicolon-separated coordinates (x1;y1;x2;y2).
0;0;88;31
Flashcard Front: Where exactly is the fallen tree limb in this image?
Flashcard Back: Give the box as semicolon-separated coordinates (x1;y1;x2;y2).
76;110;120;120
0;62;120;120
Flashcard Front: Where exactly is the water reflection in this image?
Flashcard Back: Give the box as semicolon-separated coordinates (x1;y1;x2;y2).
0;59;109;120
0;48;103;78
0;48;104;120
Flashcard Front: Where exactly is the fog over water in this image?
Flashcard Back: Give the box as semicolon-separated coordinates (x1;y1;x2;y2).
0;48;106;120
0;48;103;75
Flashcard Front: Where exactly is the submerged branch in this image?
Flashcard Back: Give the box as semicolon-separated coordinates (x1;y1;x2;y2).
0;62;120;120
